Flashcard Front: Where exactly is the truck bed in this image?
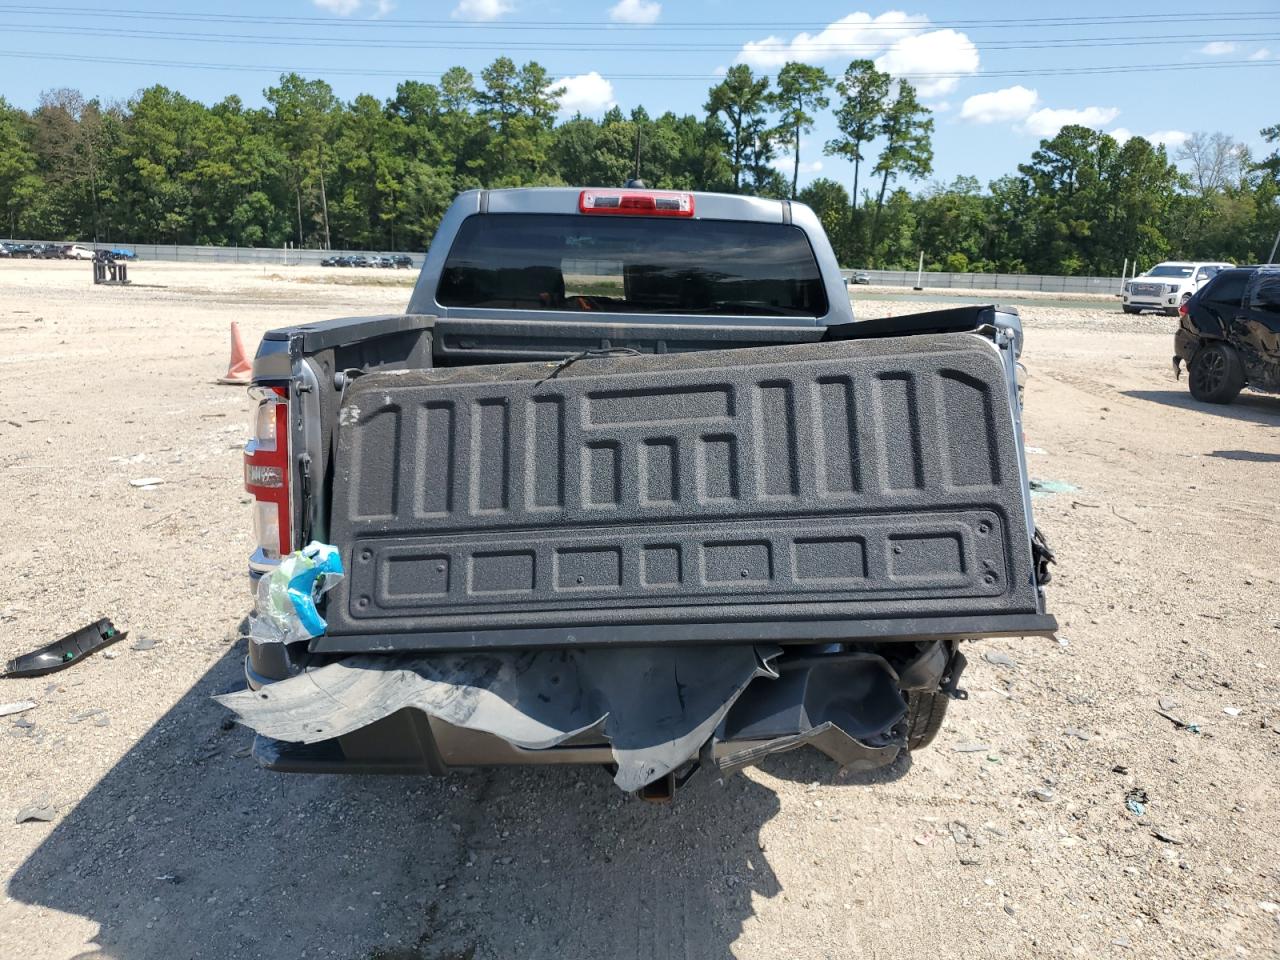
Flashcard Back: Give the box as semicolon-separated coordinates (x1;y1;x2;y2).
312;323;1053;653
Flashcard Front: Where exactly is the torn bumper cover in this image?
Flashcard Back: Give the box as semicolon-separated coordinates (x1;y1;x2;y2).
216;645;914;792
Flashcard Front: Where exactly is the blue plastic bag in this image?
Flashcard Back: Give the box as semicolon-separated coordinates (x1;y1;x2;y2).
251;542;345;645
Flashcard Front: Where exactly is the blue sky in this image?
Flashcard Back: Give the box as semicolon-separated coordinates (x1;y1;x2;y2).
2;1;1277;191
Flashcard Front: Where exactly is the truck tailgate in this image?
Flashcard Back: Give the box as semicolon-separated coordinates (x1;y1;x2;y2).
315;333;1053;652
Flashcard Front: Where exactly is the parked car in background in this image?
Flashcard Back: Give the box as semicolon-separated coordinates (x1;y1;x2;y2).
1174;265;1280;404
320;255;340;267
3;242;34;258
848;270;871;285
65;244;96;260
392;254;414;269
1124;261;1233;315
110;248;138;260
0;244;10;258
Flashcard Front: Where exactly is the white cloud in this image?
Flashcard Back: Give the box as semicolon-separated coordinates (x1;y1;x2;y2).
771;156;824;175
1109;128;1188;149
1021;106;1120;137
609;0;660;24
1146;129;1190;148
1200;41;1237;56
712;65;728;77
313;0;363;13
736;11;928;69
555;72;616;115
875;29;979;97
1250;48;1272;60
959;85;1040;124
373;0;395;17
452;0;512;20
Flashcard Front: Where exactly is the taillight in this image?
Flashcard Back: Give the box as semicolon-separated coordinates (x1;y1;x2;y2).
1178;301;1189;317
579;189;694;217
244;386;291;560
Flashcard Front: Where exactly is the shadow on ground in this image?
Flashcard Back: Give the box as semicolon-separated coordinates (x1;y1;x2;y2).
7;639;895;960
1122;389;1280;424
1208;449;1280;463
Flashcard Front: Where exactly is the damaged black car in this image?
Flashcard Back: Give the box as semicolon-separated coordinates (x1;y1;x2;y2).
1174;265;1280;404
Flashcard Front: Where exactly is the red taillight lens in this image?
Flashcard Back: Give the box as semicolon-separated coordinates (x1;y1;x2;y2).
245;387;291;560
1178;302;1189;317
579;189;694;217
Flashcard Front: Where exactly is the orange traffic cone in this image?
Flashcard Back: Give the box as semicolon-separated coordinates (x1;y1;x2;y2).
218;322;252;385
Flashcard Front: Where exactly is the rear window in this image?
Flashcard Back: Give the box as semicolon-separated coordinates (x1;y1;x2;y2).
436;213;828;318
1248;271;1280;313
1203;270;1251;306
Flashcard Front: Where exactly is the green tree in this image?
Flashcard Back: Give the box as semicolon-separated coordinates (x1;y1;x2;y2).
768;62;831;199
915;176;990;271
115;85;211;243
824;60;890;215
188;96;287;245
869;80;933;263
704;65;771;192
0;98;40;237
265;74;339;248
1257;123;1280;180
476;58;564;184
798;177;852;261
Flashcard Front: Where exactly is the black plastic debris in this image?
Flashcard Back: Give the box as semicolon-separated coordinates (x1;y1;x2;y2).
2;618;128;679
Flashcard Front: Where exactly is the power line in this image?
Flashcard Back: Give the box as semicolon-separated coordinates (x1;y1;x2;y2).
0;47;1275;81
3;21;1279;53
0;4;1278;31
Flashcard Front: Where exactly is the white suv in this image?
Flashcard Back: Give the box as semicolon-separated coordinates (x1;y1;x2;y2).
1123;261;1233;316
65;244;96;260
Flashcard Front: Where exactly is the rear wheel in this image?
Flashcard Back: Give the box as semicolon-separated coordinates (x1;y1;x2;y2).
1189;341;1246;404
905;691;949;750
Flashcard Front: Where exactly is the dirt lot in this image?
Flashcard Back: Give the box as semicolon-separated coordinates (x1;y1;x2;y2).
1;261;1277;960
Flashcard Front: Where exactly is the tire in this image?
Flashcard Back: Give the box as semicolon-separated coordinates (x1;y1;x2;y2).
1189;341;1246;404
905;691;949;751
1122;305;1140;314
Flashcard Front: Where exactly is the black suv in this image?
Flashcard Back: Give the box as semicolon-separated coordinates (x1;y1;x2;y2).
1174;265;1280;404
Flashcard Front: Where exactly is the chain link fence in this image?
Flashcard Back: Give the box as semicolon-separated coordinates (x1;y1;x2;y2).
0;239;419;267
841;268;1124;296
3;237;1125;294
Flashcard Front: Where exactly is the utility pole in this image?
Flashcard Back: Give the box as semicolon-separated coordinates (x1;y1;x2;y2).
1269;228;1280;264
913;250;925;291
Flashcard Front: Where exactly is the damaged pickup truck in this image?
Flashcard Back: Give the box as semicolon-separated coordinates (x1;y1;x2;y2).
218;187;1057;799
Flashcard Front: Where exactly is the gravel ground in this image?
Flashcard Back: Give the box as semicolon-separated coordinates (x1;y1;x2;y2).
1;261;1278;960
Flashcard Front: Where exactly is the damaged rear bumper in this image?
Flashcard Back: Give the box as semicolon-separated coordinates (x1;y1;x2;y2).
226;639;964;793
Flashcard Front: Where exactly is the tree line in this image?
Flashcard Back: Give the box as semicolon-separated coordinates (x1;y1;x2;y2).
1;56;1277;273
